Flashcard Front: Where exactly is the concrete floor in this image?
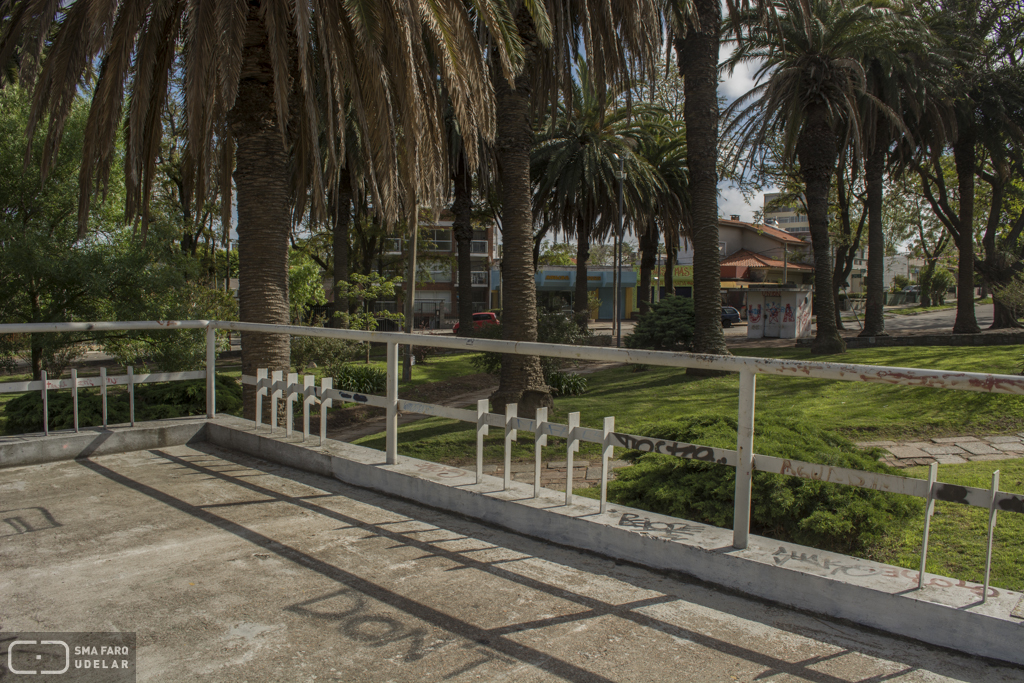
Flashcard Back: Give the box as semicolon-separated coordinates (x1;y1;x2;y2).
2;445;1020;682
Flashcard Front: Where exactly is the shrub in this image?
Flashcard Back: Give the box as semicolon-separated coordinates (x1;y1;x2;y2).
3;374;242;434
328;363;387;395
891;274;910;293
471;307;591;382
607;414;920;554
547;370;587;397
624;296;695;352
291;332;364;372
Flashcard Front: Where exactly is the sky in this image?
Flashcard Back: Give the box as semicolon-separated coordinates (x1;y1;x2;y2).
717;43;769;224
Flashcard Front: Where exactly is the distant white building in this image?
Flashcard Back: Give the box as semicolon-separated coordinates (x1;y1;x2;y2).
763;192;809;236
883;255;924;290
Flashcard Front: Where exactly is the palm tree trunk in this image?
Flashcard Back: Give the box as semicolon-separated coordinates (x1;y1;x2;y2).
491;6;552;414
638;221;657;314
832;242;850;331
676;0;730;363
952;130;980;333
797;106;845;354
452;154;475;336
860;122;887;336
573;217;590;329
330;169;351;329
229;1;292;418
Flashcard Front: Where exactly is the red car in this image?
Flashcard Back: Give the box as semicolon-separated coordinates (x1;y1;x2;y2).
453;312;500;333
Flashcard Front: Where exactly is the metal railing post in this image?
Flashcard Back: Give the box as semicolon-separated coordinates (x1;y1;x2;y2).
983;469;1001;603
205;324;216;418
566;412;580;506
601;417;614;514
285;372;297;437
270;370;282;433
71;368;79;433
534;407;548;498
255;369;268;430
319;377;332;447
476;399;489;484
385;341;399;465
733;370;756;549
40;370;48;436
918;462;938;589
127;366;135;427
100;367;108;428
504;404;517;491
303;374;314;441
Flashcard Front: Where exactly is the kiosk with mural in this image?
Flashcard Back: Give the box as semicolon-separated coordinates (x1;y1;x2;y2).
746;284;813;339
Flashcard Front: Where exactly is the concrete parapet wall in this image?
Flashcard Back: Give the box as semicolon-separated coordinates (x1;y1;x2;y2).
206;416;1024;667
0;417;209;469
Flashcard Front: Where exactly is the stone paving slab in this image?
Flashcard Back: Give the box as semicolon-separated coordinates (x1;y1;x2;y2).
862;434;1024;469
960;443;1000;455
922;445;965;455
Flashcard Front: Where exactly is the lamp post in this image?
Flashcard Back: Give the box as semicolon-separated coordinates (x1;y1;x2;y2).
613;154;625;347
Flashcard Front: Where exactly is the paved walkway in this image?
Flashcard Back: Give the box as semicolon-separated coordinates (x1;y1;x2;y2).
857;434;1024;468
3;445;1016;681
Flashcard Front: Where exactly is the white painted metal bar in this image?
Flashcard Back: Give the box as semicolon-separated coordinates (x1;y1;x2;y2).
206;324;216;419
754;454;929;497
566;412;580;506
319;377;332;447
127;366;135;427
302;375;314;441
285;372;297;437
398;400;476;422
255;369;268;430
270;370;282;432
733;370;756;549
918;462;939;589
213;319;1024;395
504;404;517;491
0;370;205;393
601;416;614;514
385;342;399;465
40;370;48;436
476;399;488;485
0;320;211;334
534;407;548;498
71;369;79;433
100;367;107;428
322;389;388;409
982;470;1000;604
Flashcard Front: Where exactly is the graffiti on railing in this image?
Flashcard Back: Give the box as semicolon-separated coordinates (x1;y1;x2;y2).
611;433;730;465
617;513;698;541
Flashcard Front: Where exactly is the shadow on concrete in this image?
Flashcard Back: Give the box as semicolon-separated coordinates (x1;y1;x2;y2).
77;445;1010;682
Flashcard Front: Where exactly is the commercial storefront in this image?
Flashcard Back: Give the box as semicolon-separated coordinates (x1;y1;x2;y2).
490;266;638;320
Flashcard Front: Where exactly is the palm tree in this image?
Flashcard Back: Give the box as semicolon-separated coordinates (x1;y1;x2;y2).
1;0;520;416
531;61;664;329
857;10;939;337
491;1;658;414
724;0;912;354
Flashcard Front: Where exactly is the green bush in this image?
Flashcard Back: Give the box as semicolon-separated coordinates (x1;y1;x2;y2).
328;363;387;395
547;370;587;397
3;374;242;434
291;332;364;372
607;415;920;554
624;296;695;352
471;307;591;382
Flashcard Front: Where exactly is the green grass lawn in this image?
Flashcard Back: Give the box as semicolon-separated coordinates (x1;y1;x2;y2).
886;297;992;316
356;345;1024;463
869;458;1024;592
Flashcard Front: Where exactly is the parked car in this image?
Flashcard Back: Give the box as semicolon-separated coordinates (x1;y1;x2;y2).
721;306;742;327
902;285;920;293
452;312;500;333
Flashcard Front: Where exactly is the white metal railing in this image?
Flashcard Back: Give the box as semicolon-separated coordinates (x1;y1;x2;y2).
3;319;1024;599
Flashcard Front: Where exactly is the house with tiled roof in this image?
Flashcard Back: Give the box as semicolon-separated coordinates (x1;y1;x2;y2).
676;216;814;287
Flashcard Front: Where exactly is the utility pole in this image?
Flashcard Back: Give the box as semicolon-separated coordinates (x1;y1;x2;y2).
613;154;625;347
402;204;418;381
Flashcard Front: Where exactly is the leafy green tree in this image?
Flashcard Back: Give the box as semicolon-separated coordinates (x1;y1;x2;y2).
725;0;914;354
1;0;519;418
288;251;327;324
